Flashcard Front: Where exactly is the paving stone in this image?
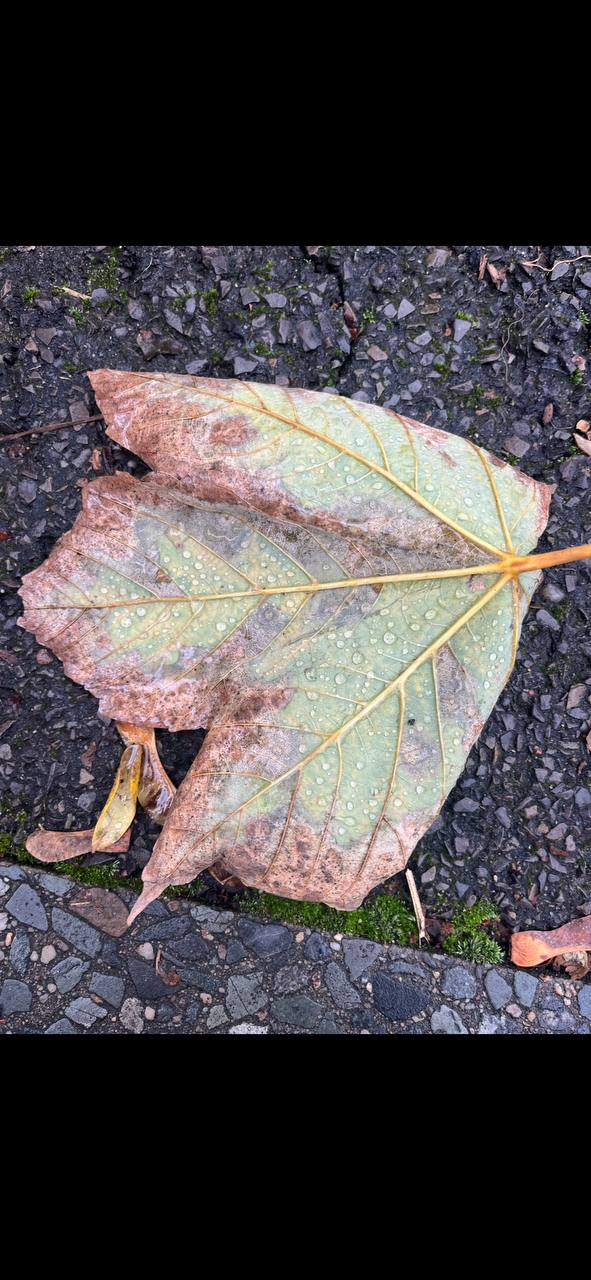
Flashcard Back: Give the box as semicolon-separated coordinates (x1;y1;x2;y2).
514;972;539;1008
578;986;591;1020
37;873;71;896
51;956;89;994
6;883;48;931
89;972;125;1008
484;970;512;1010
65;997;108;1027
441;966;477;1000
207;1005;229;1029
342;938;383;980
303;932;332;961
0;978;32;1015
51;907;102;958
372;972;431;1021
127;957;170;1002
272;995;323;1028
45;1018;78;1034
325;961;362;1009
226;974;267;1020
238;921;292;958
9;930;30;977
431;1004;468;1034
539;1008;578;1033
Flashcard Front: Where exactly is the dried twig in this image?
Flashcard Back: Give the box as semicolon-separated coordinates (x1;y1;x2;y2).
60;286;92;301
405;868;428;945
520;253;591;273
0;413;103;446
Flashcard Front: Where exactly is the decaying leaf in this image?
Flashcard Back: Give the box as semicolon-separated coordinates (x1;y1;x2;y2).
91;743;143;851
552;950;591;980
117;723;176;823
17;371;591;924
511;915;591;967
25;826;131;862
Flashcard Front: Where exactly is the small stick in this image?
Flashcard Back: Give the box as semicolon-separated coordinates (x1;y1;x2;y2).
406;868;428;945
0;413;103;446
520;253;591;273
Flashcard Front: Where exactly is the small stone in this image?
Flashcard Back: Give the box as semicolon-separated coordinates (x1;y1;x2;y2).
325;961;361;1009
372;972;431;1021
453;318;471;342
6;883;48;931
238;921;291;958
454;797;479;813
18;478;38;505
414;330;432;347
304;932;332;961
0;979;32;1015
539;1008;577;1032
207;1005;229;1029
45;1018;78;1035
542;583;565;604
40;945;57;965
506;1004;522;1018
426;248;451;268
137;942;155;961
89;972;125;1008
575;788;591;808
226;974;267;1020
441;966;477;1000
536;609;560;631
503;436;530;459
228;1023;268;1034
484;971;512;1010
514;972;538;1008
533;338;550;353
495;806;511;829
397;298;415;319
264;293;287;308
119;997;144;1033
367;344;388;362
128;958;169;1002
234;356;258;375
240;287;259;305
272;995;323;1029
297;320;322;351
9;930;30;977
65;997;108;1027
421;866;436;884
51;956;89;994
578;986;591;1020
431;1005;468;1034
144;1006;156;1021
185;358;208;375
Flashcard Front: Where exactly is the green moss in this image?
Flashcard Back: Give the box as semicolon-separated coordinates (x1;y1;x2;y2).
362;308;375;326
570;367;584;386
505;453;519;466
550;603;567;623
463;383;484;410
579;310;590;326
253;341;275;357
241;889;417;945
433;359;451;380
443;898;504;964
455;310;475;322
202;287;218;318
87;247;122;295
255;259;274;282
69;307;86;328
23;285;40;303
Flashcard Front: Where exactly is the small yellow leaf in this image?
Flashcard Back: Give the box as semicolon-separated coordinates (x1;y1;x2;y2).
92;744;143;851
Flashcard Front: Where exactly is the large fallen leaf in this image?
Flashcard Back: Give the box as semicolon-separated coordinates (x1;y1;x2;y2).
511;916;591;967
17;372;591;921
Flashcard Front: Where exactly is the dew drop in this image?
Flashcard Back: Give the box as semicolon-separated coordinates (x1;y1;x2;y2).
383;632;395;644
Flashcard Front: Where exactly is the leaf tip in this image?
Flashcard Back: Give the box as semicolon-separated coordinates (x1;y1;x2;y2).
127;880;166;927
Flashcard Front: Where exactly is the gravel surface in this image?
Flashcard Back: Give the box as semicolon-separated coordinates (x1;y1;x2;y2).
1;861;590;1034
1;244;590;963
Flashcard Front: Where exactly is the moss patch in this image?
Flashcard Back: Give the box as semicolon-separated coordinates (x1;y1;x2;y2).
241;889;417;945
443;898;503;964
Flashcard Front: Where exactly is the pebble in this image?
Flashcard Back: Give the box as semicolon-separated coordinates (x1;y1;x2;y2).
325;962;361;1009
51;908;101;958
45;1019;78;1035
51;956;89;994
226;974;267;1020
297;321;322;351
342;938;383;980
137;943;155;961
514;972;538;1008
536;609;560;631
397;298;415;319
144;1006;156;1021
89;972;125;1008
119;997;144;1033
453;318;472;342
228;1024;268;1034
441;966;477;1000
40;945;56;965
65;997;108;1027
484;971;512;1010
272;995;323;1029
431;1005;468;1034
9;931;30;977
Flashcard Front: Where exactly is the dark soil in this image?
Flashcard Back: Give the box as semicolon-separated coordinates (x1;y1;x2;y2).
1;244;590;940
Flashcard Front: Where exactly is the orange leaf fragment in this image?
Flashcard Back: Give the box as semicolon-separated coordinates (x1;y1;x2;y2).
511;914;591;967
